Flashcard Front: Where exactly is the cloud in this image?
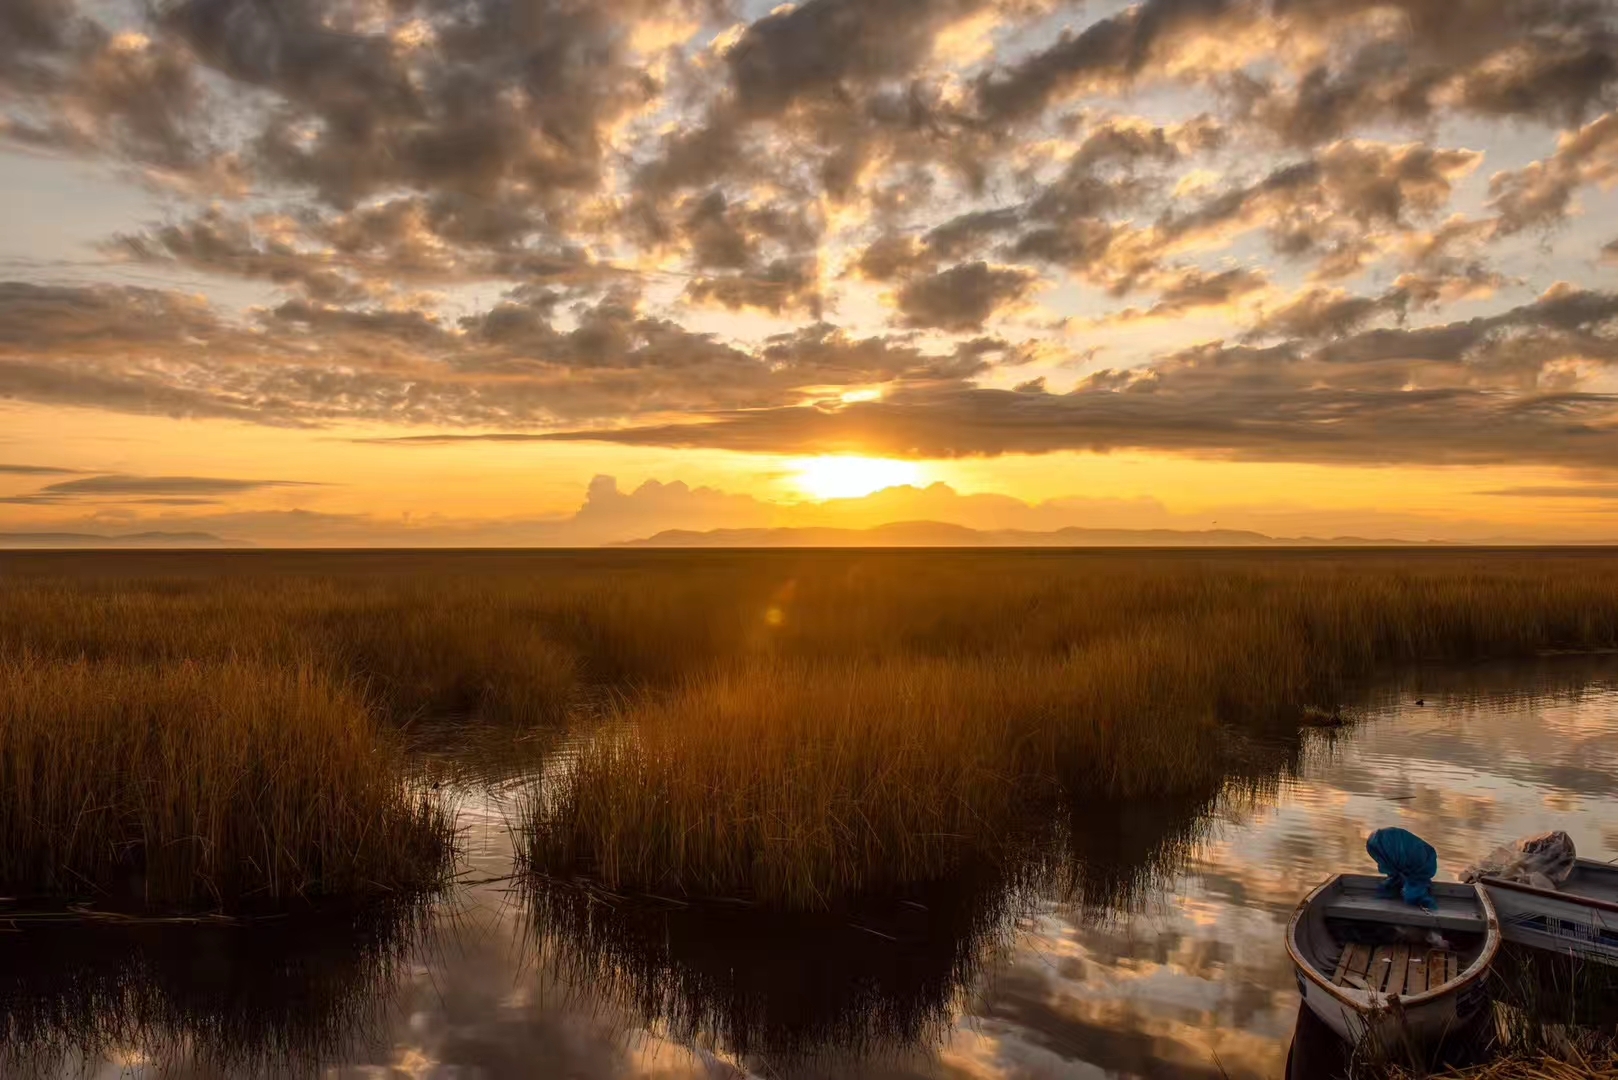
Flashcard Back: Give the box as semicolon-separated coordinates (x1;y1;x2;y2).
566;474;775;543
0;473;319;505
1246;267;1506;340
686;259;825;316
1106;265;1269;322
1488;110;1618;233
1006;139;1482;294
1247;0;1618;145
0;462;78;475
156;0;701;210
0;281;1013;427
114;208;370;304
2;0;1617;493
895;262;1038;331
974;0;1249;122
1477;484;1618;499
475;285;1618;468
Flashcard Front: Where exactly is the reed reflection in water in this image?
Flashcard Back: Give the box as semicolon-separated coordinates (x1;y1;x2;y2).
7;656;1616;1078
0;898;433;1078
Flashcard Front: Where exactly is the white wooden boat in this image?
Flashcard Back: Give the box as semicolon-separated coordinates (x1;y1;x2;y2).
1480;858;1618;967
1287;874;1499;1048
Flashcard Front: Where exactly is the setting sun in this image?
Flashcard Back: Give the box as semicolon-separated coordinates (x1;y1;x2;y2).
789;456;924;500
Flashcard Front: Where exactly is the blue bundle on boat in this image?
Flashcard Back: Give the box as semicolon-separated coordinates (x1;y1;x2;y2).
1366;827;1438;911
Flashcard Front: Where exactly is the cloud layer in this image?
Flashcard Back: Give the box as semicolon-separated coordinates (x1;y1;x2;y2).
3;0;1618;470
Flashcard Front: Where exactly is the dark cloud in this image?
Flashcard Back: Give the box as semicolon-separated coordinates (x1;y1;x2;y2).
1478;485;1618;499
725;0;986;116
488;286;1618;468
1249;0;1618;145
1007;139;1480;294
923;208;1026;261
974;0;1247;122
686;258;823;317
153;0;691;209
1111;266;1269;321
115;208;368;304
1488;110;1618;234
895;262;1038;331
629;0;1021;211
0;473;317;505
1247;267;1505;340
0;18;225;181
1157;141;1481;252
1247;286;1388;340
0;463;78;475
3;0;1618;485
0;280;1001;427
855;234;933;282
0;0;80;94
0;282;228;350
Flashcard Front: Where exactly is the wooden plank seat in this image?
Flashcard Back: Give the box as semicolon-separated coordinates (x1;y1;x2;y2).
1329;943;1460;994
1321;892;1488;933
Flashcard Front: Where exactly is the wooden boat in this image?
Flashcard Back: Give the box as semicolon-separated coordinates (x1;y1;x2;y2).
1480;858;1618;967
1287;874;1500;1048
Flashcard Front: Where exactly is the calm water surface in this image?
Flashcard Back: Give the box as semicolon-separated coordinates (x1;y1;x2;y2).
11;658;1618;1079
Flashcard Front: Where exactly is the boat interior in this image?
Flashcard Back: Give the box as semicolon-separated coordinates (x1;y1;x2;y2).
1296;876;1490;998
1561;860;1618;903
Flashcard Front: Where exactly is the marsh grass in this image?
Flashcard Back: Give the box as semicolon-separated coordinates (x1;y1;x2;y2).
1367;950;1618;1079
519;554;1618;906
0;655;452;907
6;549;1618;909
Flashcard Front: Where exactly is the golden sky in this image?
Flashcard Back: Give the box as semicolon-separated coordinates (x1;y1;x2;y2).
4;0;1618;544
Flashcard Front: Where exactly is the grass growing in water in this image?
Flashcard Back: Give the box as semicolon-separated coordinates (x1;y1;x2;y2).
522;556;1618;906
1368;950;1618;1079
6;549;1618;909
0;656;452;907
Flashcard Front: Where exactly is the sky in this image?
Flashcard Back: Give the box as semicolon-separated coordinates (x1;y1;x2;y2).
3;0;1618;545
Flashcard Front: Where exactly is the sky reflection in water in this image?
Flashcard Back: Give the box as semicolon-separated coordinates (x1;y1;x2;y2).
12;657;1617;1080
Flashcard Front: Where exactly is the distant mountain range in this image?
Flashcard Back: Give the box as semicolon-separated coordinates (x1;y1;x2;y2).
0;531;242;549
616;521;1432;547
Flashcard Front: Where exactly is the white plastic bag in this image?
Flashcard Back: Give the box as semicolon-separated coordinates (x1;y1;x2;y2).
1460;831;1577;890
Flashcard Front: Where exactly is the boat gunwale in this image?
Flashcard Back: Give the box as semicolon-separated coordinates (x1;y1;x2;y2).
1286;874;1501;1015
1480;860;1618;916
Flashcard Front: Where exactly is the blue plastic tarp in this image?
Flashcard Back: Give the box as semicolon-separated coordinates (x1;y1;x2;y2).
1366;827;1438;911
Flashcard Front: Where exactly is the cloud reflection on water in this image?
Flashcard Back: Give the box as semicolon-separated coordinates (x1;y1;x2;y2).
11;657;1617;1079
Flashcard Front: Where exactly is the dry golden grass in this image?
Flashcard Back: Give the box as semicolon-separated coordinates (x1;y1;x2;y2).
0;655;451;907
1400;1056;1618;1079
520;553;1618;905
6;549;1618;908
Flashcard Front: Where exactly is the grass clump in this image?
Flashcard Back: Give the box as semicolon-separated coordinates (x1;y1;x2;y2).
0;655;452;908
522;555;1618;907
1405;1053;1618;1079
6;549;1618;909
526;659;1067;904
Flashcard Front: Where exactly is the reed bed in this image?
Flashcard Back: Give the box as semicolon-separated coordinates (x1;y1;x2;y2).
0;655;452;907
520;553;1618;906
5;549;1618;908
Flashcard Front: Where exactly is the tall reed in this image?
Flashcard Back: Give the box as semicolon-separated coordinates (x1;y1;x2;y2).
6;550;1618;908
522;555;1618;906
0;655;452;906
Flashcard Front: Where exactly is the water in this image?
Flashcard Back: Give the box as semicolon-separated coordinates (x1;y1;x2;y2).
7;657;1617;1079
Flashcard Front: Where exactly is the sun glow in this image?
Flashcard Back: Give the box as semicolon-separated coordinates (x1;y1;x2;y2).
789;456;924;500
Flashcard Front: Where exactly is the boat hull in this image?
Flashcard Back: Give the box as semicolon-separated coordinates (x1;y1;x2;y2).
1483;868;1618;967
1287;875;1500;1050
1290;956;1492;1046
